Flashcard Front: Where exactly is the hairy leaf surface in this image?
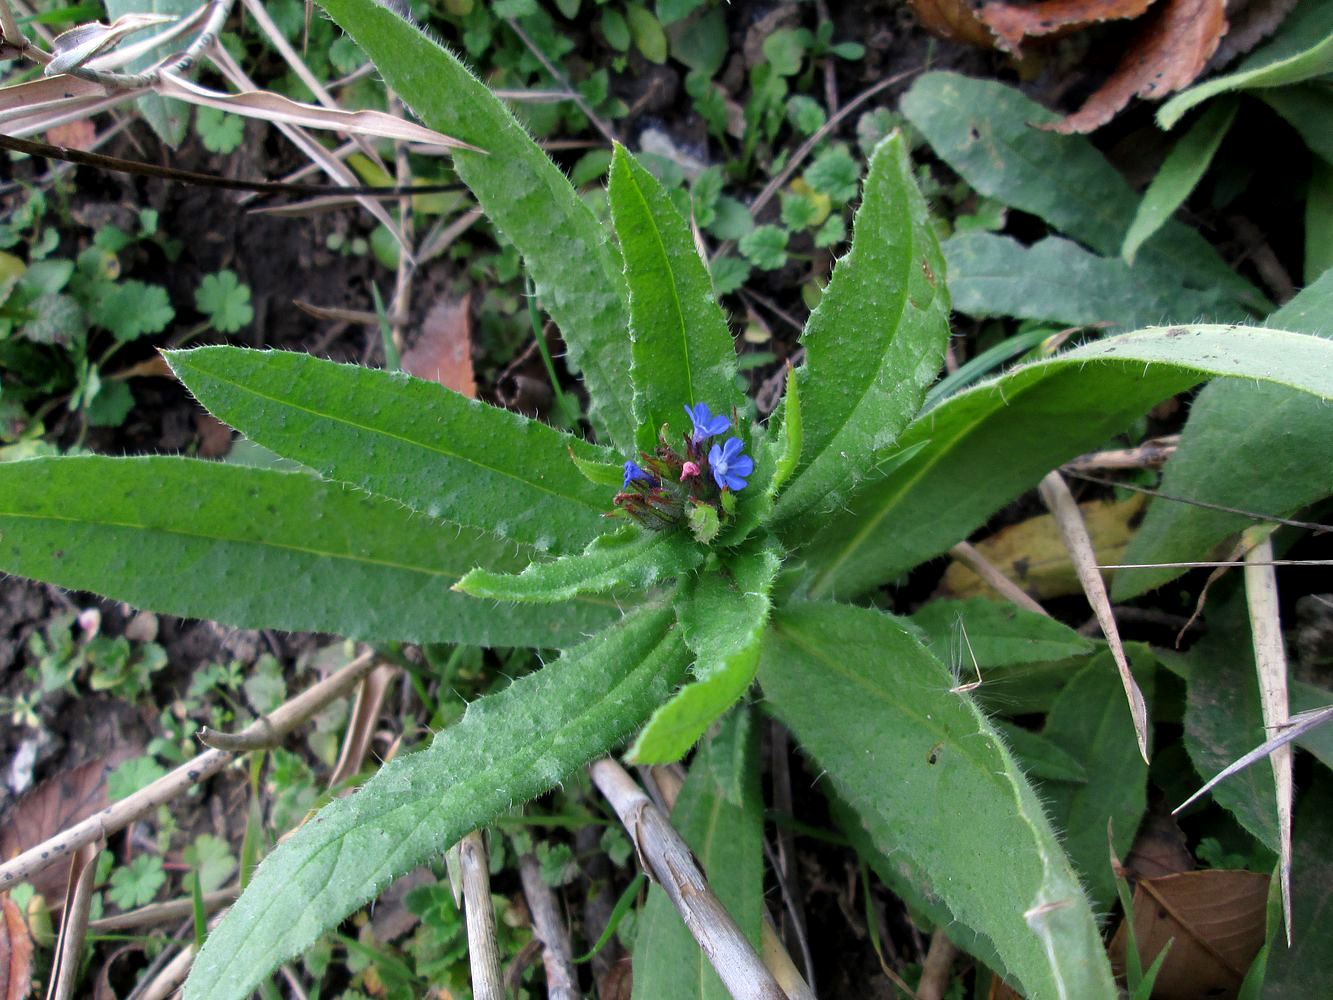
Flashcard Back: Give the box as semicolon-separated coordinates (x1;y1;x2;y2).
775;133;950;530
632;709;764;999
1114;272;1333;599
630;538;781;762
900;72;1266;313
456;527;700;603
318;0;634;446
802;326;1333;598
0;457;616;645
1041;653;1153;913
186;606;687;1000
910;598;1095;668
943;232;1245;328
760;603;1116;998
168;347;614;553
608;145;741;450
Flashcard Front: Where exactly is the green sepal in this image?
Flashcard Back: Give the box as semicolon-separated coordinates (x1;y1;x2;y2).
455;526;701;603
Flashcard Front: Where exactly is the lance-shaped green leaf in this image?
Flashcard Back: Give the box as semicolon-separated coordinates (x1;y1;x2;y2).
769;366;802;495
318;0;634;447
910;598;1095;668
456;526;700;603
0;456;617;646
632;708;764;999
760;603;1116;998
608;145;741;450
900;71;1267;312
1263;772;1333;997
774;133;950;530
1040;653;1154;913
800;325;1333;599
942;232;1246;329
1122;99;1237;265
630;538;782;763
167;347;615;554
1114;272;1333;599
184;606;688;1000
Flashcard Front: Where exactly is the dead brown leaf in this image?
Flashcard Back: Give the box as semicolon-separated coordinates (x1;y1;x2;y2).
0;749;138;902
1048;0;1229;133
979;0;1158;56
402;295;477;399
909;0;1000;47
195;412;234;458
0;895;33;1000
1109;869;1268;999
45;119;96;152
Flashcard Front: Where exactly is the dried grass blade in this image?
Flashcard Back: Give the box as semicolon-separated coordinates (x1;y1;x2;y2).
1039;470;1151;762
1242;525;1293;945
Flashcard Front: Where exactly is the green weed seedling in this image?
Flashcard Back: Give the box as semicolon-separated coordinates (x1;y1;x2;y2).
1;3;1331;998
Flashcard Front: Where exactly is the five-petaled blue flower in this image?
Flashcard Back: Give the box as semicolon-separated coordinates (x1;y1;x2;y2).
623;460;652;490
684;402;730;444
708;437;753;491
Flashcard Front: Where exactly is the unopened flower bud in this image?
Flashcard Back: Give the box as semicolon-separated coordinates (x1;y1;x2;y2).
680;461;701;481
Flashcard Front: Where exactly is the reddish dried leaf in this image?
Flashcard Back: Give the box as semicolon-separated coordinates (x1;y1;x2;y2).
1124;806;1194;880
0;895;33;1000
1213;0;1300;66
401;295;476;399
980;0;1159;56
45;119;96;152
1049;0;1229;133
1109;869;1268;999
909;0;1001;48
0;748;138;901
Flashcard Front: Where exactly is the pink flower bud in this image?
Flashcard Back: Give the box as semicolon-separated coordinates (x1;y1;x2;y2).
680;461;701;481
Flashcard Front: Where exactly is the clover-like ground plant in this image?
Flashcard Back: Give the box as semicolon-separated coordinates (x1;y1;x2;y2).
2;3;1331;998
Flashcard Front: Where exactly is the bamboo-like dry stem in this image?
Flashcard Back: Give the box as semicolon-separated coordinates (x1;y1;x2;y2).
518;851;579;1000
0;650;377;890
590;758;788;1000
460;831;505;1000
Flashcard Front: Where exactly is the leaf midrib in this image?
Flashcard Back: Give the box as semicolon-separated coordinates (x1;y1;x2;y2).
183;355;606;512
621;166;693;408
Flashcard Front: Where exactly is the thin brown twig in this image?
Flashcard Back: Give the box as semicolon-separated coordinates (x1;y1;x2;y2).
504;16;617;147
517;850;579;1000
0;649;378;890
948;541;1050;617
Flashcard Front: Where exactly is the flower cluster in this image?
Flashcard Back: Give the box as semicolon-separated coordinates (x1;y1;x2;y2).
613;402;753;534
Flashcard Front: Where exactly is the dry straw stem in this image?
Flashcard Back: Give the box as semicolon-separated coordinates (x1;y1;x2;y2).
88;889;237;933
649;763;816;1000
1242;526;1293;945
460;831;505;1000
0;649;378;891
517;850;579;1000
589;758;788;1000
1062;435;1179;471
1038;470;1151;763
47;843;99;1000
947;540;1050;617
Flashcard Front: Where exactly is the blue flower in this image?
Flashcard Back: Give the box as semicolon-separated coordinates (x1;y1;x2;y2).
623;460;652;490
683;402;730;444
708;437;753;491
